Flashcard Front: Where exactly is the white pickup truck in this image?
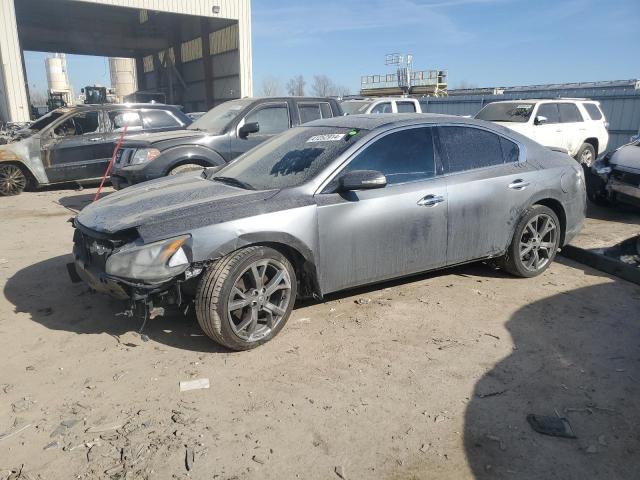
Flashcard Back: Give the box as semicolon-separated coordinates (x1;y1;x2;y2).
341;97;422;115
475;99;609;166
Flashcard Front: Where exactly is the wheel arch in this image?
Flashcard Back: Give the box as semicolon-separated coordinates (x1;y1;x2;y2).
531;197;567;246
158;145;226;176
204;233;322;300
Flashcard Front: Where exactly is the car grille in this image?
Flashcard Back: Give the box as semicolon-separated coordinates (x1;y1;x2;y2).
73;229;116;272
612;169;640;187
115;148;135;168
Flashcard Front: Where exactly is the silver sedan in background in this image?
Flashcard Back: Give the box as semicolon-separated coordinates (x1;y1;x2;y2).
71;114;586;350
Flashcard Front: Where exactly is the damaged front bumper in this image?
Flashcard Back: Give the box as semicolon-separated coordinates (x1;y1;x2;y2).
68;221;203;311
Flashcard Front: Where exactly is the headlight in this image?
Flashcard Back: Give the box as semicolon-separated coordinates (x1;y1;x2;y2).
106;235;191;282
128;148;161;166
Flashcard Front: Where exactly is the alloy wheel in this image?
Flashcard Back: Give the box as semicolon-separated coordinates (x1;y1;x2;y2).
0;164;27;196
519;214;558;272
581;148;594;167
227;258;292;342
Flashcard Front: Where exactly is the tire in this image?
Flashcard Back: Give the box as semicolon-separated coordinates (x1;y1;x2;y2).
0;163;31;196
575;143;596;167
168;163;205;176
195;246;297;351
499;205;561;278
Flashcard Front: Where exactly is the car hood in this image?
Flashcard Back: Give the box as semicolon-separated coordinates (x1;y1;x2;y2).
122;129;208;147
77;173;279;239
609;144;640;171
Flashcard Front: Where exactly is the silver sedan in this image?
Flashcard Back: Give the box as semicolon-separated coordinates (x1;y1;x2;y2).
72;114;586;350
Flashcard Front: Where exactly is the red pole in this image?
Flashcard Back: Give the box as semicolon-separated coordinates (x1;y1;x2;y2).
93;124;129;202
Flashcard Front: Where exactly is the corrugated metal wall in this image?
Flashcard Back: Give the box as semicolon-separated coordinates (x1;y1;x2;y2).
419;81;640;152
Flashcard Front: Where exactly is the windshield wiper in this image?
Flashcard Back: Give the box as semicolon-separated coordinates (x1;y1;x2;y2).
212;176;254;190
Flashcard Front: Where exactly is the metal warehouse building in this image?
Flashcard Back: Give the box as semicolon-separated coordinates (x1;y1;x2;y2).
419;79;640;152
0;0;252;122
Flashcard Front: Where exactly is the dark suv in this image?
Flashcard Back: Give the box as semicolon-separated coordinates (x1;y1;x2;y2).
110;97;343;189
0;103;191;195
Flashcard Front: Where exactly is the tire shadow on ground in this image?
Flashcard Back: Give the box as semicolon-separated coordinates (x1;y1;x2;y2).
463;279;640;479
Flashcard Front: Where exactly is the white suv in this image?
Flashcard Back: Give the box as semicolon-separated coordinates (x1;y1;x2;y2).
341;97;422;115
475;99;609;166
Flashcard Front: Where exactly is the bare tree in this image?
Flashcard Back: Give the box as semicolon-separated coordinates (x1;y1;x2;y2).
286;75;305;96
331;84;351;98
260;75;282;97
454;80;478;90
311;74;334;97
29;89;48;106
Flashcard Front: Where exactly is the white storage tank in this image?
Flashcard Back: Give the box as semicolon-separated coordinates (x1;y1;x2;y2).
45;54;69;92
109;57;137;102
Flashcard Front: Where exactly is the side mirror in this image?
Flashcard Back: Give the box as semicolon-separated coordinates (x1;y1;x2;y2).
534;115;548;125
239;121;259;139
339;170;387;191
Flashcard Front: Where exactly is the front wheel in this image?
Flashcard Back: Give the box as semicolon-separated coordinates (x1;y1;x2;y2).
499;205;561;278
168;163;205;176
195;246;297;350
0;163;30;196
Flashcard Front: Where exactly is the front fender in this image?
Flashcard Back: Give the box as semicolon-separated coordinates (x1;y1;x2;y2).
156;145;227;176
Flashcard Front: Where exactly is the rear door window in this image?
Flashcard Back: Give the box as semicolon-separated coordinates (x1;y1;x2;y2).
583;103;603;120
141;109;183;129
341;127;435;185
437;126;507;173
108;110;143;132
536;103;560;124
298;102;334;124
558;103;583;123
245;104;290;135
370;102;392;114
396;101;416;113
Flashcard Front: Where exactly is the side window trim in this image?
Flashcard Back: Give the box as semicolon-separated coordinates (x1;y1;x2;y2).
435;124;527;177
237;102;290;136
316;124;441;194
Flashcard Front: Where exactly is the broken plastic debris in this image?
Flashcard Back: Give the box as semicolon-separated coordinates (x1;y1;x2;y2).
179;378;210;392
526;414;576;438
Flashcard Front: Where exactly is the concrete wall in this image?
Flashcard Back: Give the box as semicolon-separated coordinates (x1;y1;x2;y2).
0;0;30;122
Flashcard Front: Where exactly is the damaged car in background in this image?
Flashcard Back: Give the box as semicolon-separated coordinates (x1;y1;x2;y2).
587;137;640;207
69;114;586;351
0;104;191;196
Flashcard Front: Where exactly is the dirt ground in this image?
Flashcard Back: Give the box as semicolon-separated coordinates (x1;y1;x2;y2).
1;186;639;480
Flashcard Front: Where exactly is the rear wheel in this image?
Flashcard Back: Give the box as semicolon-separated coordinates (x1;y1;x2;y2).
195;246;297;350
168;163;205;176
575;143;596;167
500;205;561;278
0;164;30;196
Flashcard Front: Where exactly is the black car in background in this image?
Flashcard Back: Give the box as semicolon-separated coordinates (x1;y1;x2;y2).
0;103;191;195
110;97;343;189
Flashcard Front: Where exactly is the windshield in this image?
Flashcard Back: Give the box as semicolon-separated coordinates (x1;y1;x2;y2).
341;101;373;115
212;126;367;190
475;103;535;123
188;99;253;134
29;111;65;132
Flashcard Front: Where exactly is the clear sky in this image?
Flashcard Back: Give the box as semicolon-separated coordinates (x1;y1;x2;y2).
24;0;639;97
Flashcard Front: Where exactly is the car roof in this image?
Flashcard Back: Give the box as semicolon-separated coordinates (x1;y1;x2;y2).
306;113;478;130
250;96;336;102
342;97;417;103
66;103;181;110
489;98;594;104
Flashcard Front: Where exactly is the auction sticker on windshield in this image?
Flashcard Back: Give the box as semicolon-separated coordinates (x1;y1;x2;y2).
307;134;346;143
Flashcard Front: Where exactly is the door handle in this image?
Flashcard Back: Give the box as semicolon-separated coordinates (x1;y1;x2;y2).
87;137;102;142
508;179;530;190
417;194;445;207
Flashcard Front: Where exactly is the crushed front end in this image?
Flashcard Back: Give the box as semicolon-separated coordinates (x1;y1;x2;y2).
69;219;204;316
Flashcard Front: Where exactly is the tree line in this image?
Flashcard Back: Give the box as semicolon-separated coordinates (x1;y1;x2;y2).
260;74;351;98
